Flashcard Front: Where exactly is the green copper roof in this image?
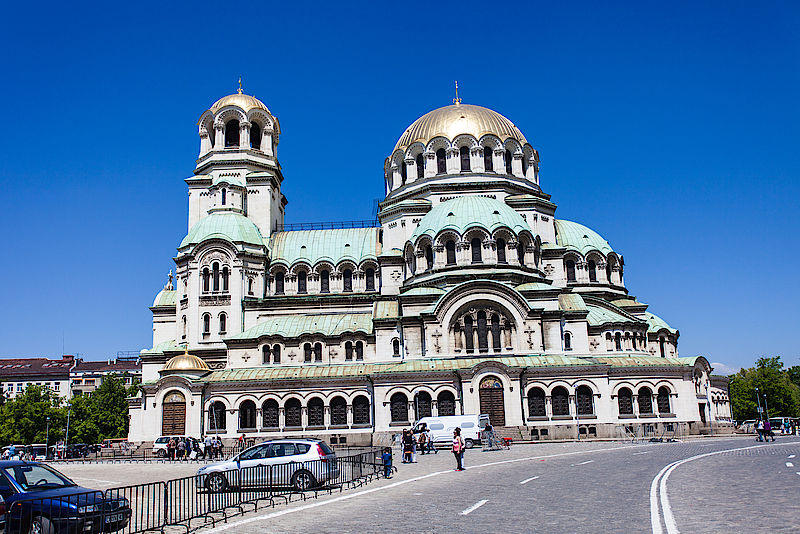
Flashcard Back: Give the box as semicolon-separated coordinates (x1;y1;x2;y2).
212;175;245;187
515;282;558;292
268;228;379;267
554;219;614;255
586;303;641;327
559;293;588;312
228;313;373;341
611;298;648;308
374;301;400;319
152;289;177;308
141;339;182;355
410;196;531;242
592;355;684;367
645;312;678;334
400;287;447;296
180;210;265;248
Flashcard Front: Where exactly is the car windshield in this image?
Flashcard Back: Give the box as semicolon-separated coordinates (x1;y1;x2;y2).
3;464;76;491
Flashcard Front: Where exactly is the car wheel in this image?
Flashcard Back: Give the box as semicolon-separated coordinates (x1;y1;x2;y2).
156;450;166;458
291;470;316;491
464;439;474;449
29;516;54;534
206;472;228;492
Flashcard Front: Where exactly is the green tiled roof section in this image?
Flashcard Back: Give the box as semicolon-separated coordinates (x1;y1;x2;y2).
268;228;379;266
180;211;265;248
554;219;614;255
212;175;245;187
515;282;558;291
141;339;182;355
374;301;400;319
592;356;687;367
586;303;641;327
400;287;447;296
559;293;587;312
152;289;177;307
646;312;678;334
410;196;532;242
612;298;648;308
228;313;373;340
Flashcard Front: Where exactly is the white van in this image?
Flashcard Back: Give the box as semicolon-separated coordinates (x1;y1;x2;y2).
413;414;490;449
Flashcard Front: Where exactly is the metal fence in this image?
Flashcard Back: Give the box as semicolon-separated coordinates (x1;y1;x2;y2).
46;446;243;464
4;449;382;534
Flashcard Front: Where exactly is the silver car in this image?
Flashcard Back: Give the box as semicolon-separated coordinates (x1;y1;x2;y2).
197;439;338;491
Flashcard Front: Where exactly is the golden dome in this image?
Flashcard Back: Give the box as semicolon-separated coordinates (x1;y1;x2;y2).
162;348;211;373
209;93;271;115
394;103;528;152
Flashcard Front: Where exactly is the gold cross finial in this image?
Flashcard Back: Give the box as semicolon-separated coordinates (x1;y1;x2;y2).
453;80;461;105
237;76;243;94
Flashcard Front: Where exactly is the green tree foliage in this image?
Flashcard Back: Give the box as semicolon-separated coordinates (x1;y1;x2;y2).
788;366;800;389
729;357;800;421
0;374;135;446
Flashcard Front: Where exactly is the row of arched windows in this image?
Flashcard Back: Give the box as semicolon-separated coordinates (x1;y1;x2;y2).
222;119;263;150
395;145;531;187
407;236;535;276
273;268;376;295
389;391;456;422
201;312;226;335
526;386;595;417
208;395;372;430
605;332;646;352
616;386;671;415
564;256;622;285
202;262;230;293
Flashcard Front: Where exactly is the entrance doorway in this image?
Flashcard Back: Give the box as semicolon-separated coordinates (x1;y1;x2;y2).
479;376;505;426
162;391;186;435
698;403;707;424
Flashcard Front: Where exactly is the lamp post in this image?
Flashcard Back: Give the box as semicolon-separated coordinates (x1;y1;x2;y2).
45;415;51;454
65;401;72;449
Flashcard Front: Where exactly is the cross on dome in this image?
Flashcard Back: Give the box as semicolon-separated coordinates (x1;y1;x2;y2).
453;80;461;105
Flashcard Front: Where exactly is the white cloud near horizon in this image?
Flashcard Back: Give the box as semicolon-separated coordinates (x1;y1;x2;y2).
711;362;741;375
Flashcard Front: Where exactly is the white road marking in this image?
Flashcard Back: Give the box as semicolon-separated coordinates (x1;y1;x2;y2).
208;444;644;532
575;460;593;465
633;451;650;455
796;472;800;476
786;462;794;468
520;475;540;485
788;454;796;458
460;499;488;515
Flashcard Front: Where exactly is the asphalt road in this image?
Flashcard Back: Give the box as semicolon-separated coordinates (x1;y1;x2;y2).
192;436;800;534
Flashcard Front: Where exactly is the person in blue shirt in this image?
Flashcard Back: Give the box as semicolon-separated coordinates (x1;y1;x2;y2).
381;447;393;478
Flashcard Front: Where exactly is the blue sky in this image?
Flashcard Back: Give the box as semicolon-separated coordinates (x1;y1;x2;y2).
1;1;798;373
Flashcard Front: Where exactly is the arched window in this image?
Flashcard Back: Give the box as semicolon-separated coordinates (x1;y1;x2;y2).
615;333;623;351
390;393;408;422
392;338;400;356
436;148;447;174
345;341;353;361
415;391;432;419
239;400;256;430
208;401;226;430
534;244;540;267
247;278;254;295
477;310;488;351
285;398;302;427
657;387;671;413
483;146;494;172
343;269;353;292
400;161;407;185
314;342;322;362
181;316;187;339
446;240;456;265
221;188;227;205
320;270;330;293
522;155;529;175
224;119;240;147
588;260;597;282
275;272;284;295
464;315;474;352
304;343;312;362
222;267;229;292
272;344;281;363
308;398;324;427
262;345;270;364
331;396;347;426
250;122;261;150
366;268;375;291
565;259;576;282
631;334;637;350
353;395;370;425
496;238;506;263
638;387;653;414
425;246;433;270
491;314;501;351
407;252;416;275
471;237;482;263
262;399;278;428
606;260;613;284
297;271;307;293
576;385;594;415
551;386;570;416
518;243;526;266
218;312;227;333
355;340;364;361
202;268;210;292
460;146;471;171
527;388;546;417
659;337;666;357
212;262;220;291
202;313;211;334
564;331;572;351
504;149;513;174
416;153;424;179
437;391;456;416
618;388;633;415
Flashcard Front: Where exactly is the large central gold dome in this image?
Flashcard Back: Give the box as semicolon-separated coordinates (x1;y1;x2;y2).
209;93;271;114
394;103;528;152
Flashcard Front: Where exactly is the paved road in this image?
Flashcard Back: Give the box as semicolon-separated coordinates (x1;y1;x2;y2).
197;436;800;534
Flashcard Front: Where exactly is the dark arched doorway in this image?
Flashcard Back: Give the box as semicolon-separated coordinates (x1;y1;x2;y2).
162;391;186;435
479;376;505;426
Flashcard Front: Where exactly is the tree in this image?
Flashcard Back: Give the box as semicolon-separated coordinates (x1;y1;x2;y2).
729;357;800;421
0;386;66;445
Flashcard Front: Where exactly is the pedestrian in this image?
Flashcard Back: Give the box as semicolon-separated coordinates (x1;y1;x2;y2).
402;429;414;463
177;438;186;460
204;435;213;459
452;428;465;471
411;430;418;463
418;429;427;455
425;428;437;454
755;420;764;442
381;447;393;479
764;419;775;442
167;438;176;460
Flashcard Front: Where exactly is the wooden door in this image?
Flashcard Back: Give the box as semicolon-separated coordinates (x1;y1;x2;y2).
162;391;186;435
479;377;505;426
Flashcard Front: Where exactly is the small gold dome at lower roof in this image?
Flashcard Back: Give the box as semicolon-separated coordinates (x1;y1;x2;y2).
162;348;210;372
393;103;529;153
209;93;271;115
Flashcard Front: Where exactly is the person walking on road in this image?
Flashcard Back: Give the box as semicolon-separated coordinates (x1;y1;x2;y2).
402;429;414;463
425;428;437;454
452;428;465;471
381;447;393;478
755;420;764;442
764;419;775;442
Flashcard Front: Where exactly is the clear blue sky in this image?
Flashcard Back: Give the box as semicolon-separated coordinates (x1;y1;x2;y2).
1;1;798;373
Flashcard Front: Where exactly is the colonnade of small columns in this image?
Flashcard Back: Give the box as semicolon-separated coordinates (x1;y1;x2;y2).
451;311;514;354
411;237;537;273
199;120;275;158
267;267;379;295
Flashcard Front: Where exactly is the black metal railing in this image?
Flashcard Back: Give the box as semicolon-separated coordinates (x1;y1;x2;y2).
4;449;383;534
276;220;379;231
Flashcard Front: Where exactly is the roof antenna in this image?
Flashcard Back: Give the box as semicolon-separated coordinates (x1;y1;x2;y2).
237;76;243;94
453;80;461;105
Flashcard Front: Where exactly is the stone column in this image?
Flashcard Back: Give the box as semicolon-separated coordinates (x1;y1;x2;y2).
446;147;459;174
453;326;462;353
431;401;439;417
301;406;308;429
493;148;505;174
472;146;484;172
512;153;524;177
279;407;286;429
405;158;416;183
240;121;250;149
415;249;426;273
214;124;224;150
424;151;436;178
199;129;211;157
262;129;274;156
392;164;402;187
346;405;353;426
525;160;537;181
324;406;331;428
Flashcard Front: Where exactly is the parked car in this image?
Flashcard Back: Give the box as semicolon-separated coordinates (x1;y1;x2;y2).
152;436;202;458
197;439;338;491
412;414;490;449
0;494;7;534
0;460;131;534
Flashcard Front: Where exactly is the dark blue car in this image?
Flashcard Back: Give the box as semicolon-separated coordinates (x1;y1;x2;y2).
0;461;131;534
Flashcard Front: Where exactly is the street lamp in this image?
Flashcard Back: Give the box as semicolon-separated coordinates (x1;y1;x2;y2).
65;401;72;450
45;415;50;450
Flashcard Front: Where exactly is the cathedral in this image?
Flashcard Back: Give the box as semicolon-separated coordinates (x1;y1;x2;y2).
128;87;732;445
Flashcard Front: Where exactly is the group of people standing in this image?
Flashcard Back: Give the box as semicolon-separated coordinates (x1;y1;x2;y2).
165;436;225;460
399;427;438;463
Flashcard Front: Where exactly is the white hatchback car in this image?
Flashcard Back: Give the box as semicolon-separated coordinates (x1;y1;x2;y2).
197;439;338;491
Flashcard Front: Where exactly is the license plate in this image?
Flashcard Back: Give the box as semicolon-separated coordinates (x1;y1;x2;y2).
104;513;124;523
